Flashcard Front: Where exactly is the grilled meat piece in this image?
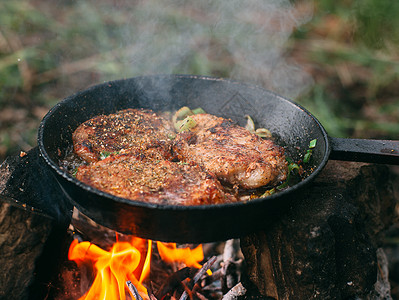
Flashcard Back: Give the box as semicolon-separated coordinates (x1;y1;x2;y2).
173;114;288;189
75;151;236;205
73;108;174;163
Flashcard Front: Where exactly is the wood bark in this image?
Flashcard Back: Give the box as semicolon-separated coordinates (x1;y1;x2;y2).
0;148;72;299
241;161;397;299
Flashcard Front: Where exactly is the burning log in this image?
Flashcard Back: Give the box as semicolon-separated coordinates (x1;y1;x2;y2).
241;161;397;299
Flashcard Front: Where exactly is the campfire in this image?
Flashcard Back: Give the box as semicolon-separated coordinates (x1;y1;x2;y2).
68;237;152;299
59;210;245;300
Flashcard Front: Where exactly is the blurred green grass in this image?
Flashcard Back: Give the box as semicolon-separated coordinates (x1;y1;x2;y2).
1;0;399;160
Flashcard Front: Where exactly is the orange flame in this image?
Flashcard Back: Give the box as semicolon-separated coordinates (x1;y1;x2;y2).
68;237;151;300
156;242;204;269
68;237;207;300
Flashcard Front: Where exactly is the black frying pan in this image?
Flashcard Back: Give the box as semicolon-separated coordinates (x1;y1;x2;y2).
38;74;399;243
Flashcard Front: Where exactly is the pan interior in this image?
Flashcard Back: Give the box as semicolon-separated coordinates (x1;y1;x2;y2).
38;75;330;241
40;74;327;171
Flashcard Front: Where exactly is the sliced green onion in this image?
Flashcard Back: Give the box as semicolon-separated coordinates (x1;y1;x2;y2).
100;150;119;160
303;139;317;163
303;151;312;163
245;115;256;133
245;115;272;138
288;163;300;172
276;162;300;190
260;188;276;198
173;107;206;131
191;107;206;115
173;107;193;130
100;151;112;160
309;139;317;149
175;106;193;120
255;128;272;138
178;116;197;132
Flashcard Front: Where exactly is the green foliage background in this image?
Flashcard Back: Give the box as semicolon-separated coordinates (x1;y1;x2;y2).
0;0;398;159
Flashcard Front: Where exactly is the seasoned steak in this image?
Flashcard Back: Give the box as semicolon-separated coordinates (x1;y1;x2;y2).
75;151;236;205
173;114;288;189
73;108;174;163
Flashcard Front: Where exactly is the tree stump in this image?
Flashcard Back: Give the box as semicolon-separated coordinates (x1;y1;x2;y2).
241;161;397;299
0;148;73;300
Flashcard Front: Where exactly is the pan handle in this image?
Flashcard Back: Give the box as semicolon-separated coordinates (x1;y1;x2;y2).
329;137;399;165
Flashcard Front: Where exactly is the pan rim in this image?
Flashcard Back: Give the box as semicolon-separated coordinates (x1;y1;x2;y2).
38;74;331;212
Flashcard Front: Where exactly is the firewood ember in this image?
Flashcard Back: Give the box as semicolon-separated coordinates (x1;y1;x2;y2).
126;280;144;300
154;267;193;299
200;239;244;296
179;256;217;300
146;240;245;300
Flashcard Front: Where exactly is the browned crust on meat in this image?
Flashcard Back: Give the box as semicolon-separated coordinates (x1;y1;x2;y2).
72;108;288;206
75;152;237;205
72;108;174;163
173;114;288;189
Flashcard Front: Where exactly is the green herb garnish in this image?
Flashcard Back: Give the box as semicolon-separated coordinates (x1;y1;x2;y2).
260;160;300;197
309;139;317;149
100;151;119;160
245;115;272;138
303;139;317;163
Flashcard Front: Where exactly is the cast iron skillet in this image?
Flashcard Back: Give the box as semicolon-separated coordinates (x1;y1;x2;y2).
38;74;399;243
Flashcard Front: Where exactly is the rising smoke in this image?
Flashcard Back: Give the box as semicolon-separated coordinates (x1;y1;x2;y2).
119;0;314;99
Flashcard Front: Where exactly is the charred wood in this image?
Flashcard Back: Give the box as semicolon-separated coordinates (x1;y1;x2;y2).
155;266;192;299
0;147;72;222
222;282;247;300
179;256;217;300
221;239;242;294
